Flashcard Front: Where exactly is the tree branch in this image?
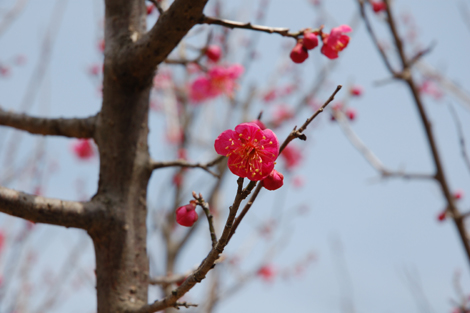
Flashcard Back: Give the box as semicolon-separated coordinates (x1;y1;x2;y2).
228;85;342;242
132;0;209;76
199;15;307;39
150;156;224;178
133;178;258;313
335;110;435;181
359;0;470;267
279;85;342;153
0;108;97;138
448;103;470;176
193;192;217;248
0;186;102;229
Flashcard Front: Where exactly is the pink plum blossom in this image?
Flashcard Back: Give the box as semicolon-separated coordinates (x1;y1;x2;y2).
321;25;352;59
176;201;198;227
189;64;244;103
214;122;279;181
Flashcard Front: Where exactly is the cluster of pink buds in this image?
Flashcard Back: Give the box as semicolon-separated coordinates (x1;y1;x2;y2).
290;30;319;63
290;25;352;63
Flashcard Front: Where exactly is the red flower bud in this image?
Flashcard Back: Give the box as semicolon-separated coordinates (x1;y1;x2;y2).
454;189;464;200
146;4;154;15
205;45;222;62
371;1;387;13
345;108;357;121
176;201;198;227
303;31;319;50
290;42;309;64
262;169;284;191
350;85;363;96
437;210;446;222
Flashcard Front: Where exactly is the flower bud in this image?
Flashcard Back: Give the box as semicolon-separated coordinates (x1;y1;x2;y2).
290;42;309;64
205;45;222;62
303;31;319;50
262;169;284;191
176;201;198;227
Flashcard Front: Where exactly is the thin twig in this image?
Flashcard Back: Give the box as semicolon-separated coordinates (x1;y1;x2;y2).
193;192;218;248
149;270;194;286
335;111;434;181
356;0;396;74
379;0;470;266
150;156;224;178
448;103;470;176
134;178;258;313
200;15;308;39
279;85;342;153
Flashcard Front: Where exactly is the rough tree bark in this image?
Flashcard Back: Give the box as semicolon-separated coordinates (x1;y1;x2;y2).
90;0;208;312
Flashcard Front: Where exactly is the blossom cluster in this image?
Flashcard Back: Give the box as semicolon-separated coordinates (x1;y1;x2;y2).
290;25;352;63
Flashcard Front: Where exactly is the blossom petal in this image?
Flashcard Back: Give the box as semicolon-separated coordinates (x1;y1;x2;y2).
214;129;238;156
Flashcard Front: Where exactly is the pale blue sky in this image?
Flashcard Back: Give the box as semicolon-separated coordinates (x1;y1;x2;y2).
0;0;469;312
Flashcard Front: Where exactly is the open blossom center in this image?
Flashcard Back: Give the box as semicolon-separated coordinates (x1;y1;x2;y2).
215;123;279;181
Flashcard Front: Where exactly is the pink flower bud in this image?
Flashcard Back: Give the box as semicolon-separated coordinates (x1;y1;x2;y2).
72;139;95;160
176;201;198;227
205;45;222;62
437;210;446;222
290;42;309;64
262;169;284;191
350;85;363;96
303;31;319;50
454;189;464;200
257;264;276;282
98;39;105;53
346;108;357;120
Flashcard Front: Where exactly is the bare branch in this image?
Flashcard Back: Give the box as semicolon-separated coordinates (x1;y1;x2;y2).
415;62;470;111
279;85;342;153
149;271;192;286
361;0;470;267
133;178;258;313
0;186;102;229
335;111;434;181
193;192;218;248
150;156;224;178
356;0;396;74
132;0;208;75
0;108;97;138
200;15;306;39
0;0;29;38
448;103;470;176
